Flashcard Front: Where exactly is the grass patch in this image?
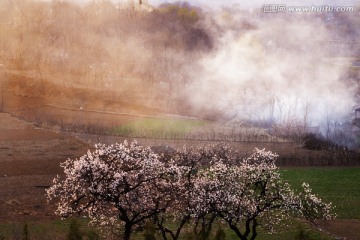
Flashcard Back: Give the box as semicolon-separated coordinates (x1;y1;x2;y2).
112;118;206;139
0;219;333;240
280;167;360;219
0;219;97;240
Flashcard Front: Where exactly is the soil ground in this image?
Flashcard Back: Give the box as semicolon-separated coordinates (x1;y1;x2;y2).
0;113;88;222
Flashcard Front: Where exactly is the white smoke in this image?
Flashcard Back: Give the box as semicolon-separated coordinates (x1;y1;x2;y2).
186;9;357;131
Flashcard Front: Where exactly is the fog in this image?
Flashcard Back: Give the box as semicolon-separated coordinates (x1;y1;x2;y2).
0;0;359;136
188;10;358;127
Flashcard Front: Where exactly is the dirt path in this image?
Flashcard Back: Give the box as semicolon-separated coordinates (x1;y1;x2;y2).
0;113;89;222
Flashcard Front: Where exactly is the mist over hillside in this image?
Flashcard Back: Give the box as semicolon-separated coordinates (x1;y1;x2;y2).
0;0;359;145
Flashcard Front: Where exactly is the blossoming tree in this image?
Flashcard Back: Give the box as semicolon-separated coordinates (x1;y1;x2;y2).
47;140;172;240
153;145;334;240
192;148;334;240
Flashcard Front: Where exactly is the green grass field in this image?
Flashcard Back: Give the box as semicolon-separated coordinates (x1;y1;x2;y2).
280;167;360;219
112;118;207;139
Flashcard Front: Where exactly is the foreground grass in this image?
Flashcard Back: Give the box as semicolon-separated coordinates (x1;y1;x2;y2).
0;219;86;240
0;219;333;240
280;167;360;219
113;118;206;139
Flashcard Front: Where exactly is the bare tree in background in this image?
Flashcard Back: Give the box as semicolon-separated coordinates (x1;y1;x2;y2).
302;99;312;133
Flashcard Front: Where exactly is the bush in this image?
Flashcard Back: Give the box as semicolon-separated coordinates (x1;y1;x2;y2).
302;134;333;151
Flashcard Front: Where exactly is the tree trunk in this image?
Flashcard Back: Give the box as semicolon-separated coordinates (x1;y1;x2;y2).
123;222;132;240
156;220;169;240
250;219;258;240
244;218;252;238
174;216;190;240
157;215;189;240
228;223;247;240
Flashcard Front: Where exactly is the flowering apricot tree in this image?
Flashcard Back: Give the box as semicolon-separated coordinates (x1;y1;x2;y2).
153;146;334;240
191;148;334;240
46;140;172;240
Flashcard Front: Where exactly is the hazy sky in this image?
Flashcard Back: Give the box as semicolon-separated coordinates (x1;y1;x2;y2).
72;0;359;8
147;0;358;7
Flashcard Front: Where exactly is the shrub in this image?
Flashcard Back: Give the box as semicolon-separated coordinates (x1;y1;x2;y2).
302;134;334;151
